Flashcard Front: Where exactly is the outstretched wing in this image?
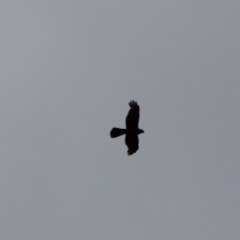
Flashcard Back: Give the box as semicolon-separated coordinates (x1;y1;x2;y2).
126;100;140;129
125;133;139;155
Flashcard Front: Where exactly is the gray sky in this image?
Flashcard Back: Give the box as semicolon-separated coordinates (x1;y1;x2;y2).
1;1;240;239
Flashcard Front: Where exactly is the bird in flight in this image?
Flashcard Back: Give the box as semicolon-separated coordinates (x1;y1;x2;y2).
110;100;144;155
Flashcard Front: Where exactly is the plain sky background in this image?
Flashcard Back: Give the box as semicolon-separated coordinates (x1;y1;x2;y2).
1;1;240;239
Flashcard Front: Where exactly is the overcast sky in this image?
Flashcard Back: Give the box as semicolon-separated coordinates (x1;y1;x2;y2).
1;1;240;239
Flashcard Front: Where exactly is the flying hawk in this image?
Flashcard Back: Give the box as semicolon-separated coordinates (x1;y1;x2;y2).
110;100;144;155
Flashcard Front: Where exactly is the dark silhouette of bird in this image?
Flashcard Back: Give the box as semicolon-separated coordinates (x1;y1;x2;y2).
110;100;144;155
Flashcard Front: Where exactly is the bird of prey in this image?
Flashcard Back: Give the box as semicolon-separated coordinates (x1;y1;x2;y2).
110;100;144;155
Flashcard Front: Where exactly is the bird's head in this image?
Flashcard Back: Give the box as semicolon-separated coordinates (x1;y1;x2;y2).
138;129;144;134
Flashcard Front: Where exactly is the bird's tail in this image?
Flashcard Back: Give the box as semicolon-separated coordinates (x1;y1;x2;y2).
110;128;126;138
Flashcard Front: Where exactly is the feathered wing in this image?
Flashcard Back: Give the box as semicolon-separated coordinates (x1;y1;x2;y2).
126;100;140;129
125;133;139;155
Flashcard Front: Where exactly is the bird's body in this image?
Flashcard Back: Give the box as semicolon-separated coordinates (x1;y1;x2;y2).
110;100;144;155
